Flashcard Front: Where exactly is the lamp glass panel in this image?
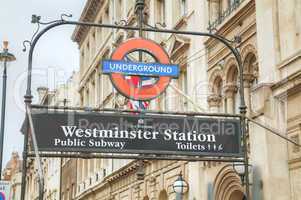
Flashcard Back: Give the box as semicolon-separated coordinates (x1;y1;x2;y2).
234;164;245;175
173;180;188;194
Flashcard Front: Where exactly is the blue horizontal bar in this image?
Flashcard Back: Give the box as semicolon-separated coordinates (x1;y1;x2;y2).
102;60;179;77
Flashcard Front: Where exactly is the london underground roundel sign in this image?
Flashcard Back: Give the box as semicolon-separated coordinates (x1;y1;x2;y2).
102;38;179;101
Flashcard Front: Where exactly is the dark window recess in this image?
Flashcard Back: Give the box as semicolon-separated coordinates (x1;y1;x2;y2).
96;173;99;181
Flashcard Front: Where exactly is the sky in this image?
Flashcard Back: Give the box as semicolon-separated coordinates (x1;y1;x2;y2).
0;0;86;169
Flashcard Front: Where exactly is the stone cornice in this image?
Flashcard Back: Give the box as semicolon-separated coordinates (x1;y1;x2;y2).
277;49;301;70
75;161;145;200
71;0;104;45
105;161;147;183
271;69;301;99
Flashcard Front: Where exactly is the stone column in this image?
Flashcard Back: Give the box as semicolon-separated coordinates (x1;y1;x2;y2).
207;94;222;113
88;159;94;178
134;183;141;200
209;0;220;22
148;176;156;200
243;73;254;115
83;160;88;182
83;87;86;106
77;159;82;184
224;84;238;114
88;79;94;106
95;69;99;107
94;157;99;172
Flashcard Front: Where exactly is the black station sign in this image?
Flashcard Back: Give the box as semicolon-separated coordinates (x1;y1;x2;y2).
31;111;242;157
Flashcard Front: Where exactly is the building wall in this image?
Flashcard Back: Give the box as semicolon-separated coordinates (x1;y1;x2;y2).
25;72;81;200
61;158;77;200
67;0;301;200
207;0;301;199
263;0;301;199
10;172;22;200
2;152;22;200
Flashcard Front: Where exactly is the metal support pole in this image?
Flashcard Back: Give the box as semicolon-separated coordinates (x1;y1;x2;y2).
0;58;7;178
136;0;144;42
58;99;67;200
135;0;146;181
0;42;15;179
20;115;29;200
235;47;250;199
136;0;144;100
21;71;33;200
26;105;44;200
242;116;250;199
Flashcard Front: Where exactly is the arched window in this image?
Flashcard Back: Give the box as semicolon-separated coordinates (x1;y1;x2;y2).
213;76;223;97
159;190;168;200
247;54;258;88
243;52;258;114
213;165;244;200
225;64;239;114
213;76;224;112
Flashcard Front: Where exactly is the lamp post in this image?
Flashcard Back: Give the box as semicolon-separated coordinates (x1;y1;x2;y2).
0;41;16;178
232;163;252;186
173;172;189;200
233;163;252;200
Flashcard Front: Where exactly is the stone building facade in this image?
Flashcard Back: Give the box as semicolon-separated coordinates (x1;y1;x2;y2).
70;0;301;199
24;72;81;200
207;0;301;199
2;152;22;200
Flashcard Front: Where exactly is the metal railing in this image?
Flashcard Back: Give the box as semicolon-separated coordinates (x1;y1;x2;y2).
208;0;244;32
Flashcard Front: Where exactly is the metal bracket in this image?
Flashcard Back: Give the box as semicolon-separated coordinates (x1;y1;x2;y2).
247;117;301;147
23;14;72;52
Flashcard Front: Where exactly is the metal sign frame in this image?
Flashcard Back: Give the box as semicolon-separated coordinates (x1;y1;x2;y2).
21;1;250;199
29;108;243;157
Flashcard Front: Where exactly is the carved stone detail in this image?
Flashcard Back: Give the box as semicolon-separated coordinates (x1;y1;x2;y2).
207;94;222;107
223;83;238;98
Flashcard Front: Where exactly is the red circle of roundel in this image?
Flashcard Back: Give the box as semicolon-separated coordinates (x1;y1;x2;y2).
110;38;172;101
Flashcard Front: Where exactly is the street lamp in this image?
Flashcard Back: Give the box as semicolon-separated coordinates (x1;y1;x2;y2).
173;172;188;200
0;41;16;178
232;163;252;186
